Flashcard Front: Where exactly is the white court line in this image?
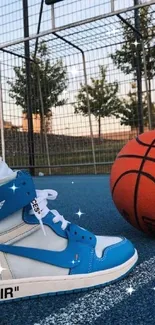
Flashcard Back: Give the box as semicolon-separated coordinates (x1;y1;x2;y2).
34;256;155;325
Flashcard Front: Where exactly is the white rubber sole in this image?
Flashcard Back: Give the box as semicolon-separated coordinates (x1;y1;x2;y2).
0;249;138;302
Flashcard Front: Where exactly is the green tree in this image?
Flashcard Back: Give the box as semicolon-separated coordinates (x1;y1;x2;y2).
111;6;155;107
8;42;68;132
74;66;122;139
114;83;154;128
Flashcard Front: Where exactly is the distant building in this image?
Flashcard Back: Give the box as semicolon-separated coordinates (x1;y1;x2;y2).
22;113;41;133
0;120;19;130
22;112;52;133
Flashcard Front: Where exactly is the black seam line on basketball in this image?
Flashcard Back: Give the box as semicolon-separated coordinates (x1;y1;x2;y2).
111;169;155;231
118;154;155;163
136;137;155;147
112;170;155;196
134;138;155;230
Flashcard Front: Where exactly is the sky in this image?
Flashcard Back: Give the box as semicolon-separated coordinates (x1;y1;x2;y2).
0;0;151;45
0;0;133;44
0;0;153;136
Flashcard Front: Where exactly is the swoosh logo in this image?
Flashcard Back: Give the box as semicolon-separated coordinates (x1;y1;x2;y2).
0;244;80;269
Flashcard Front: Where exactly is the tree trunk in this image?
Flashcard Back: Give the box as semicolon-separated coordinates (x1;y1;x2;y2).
134;1;143;134
40;113;45;154
40;114;44;133
98;115;101;142
147;45;153;128
148;77;154;128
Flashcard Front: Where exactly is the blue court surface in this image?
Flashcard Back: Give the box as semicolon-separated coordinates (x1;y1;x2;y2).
1;175;155;325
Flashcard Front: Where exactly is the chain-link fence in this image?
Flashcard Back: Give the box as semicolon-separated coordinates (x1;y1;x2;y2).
0;0;155;175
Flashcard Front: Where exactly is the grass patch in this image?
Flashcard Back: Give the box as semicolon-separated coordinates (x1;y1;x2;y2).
3;130;127;175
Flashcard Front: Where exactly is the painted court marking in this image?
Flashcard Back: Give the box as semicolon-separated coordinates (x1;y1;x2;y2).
34;256;155;325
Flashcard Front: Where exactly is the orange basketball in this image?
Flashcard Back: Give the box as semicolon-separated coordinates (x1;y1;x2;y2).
110;130;155;236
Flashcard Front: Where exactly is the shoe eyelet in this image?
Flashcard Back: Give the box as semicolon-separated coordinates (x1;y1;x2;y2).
27;192;30;195
22;182;26;185
82;236;84;239
89;237;92;240
74;231;77;235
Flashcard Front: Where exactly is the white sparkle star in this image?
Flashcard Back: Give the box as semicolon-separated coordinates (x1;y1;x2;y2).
126;285;135;295
133;40;139;47
9;184;19;193
152;287;155;291
75;209;85;218
72;260;75;264
72;181;74;184
0;264;6;275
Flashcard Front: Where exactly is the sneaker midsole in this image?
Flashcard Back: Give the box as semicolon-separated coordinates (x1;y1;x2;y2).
0;249;138;301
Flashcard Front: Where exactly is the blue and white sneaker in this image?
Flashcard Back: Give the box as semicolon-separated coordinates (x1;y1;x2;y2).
0;161;138;302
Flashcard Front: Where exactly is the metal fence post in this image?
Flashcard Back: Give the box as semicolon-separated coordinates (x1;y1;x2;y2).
142;41;152;130
81;52;97;174
23;0;35;175
36;68;52;175
0;60;5;161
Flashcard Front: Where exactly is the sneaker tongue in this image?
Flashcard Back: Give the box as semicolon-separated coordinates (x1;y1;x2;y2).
0;158;16;185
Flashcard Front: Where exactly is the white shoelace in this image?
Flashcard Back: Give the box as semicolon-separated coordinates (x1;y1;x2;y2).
30;189;69;236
